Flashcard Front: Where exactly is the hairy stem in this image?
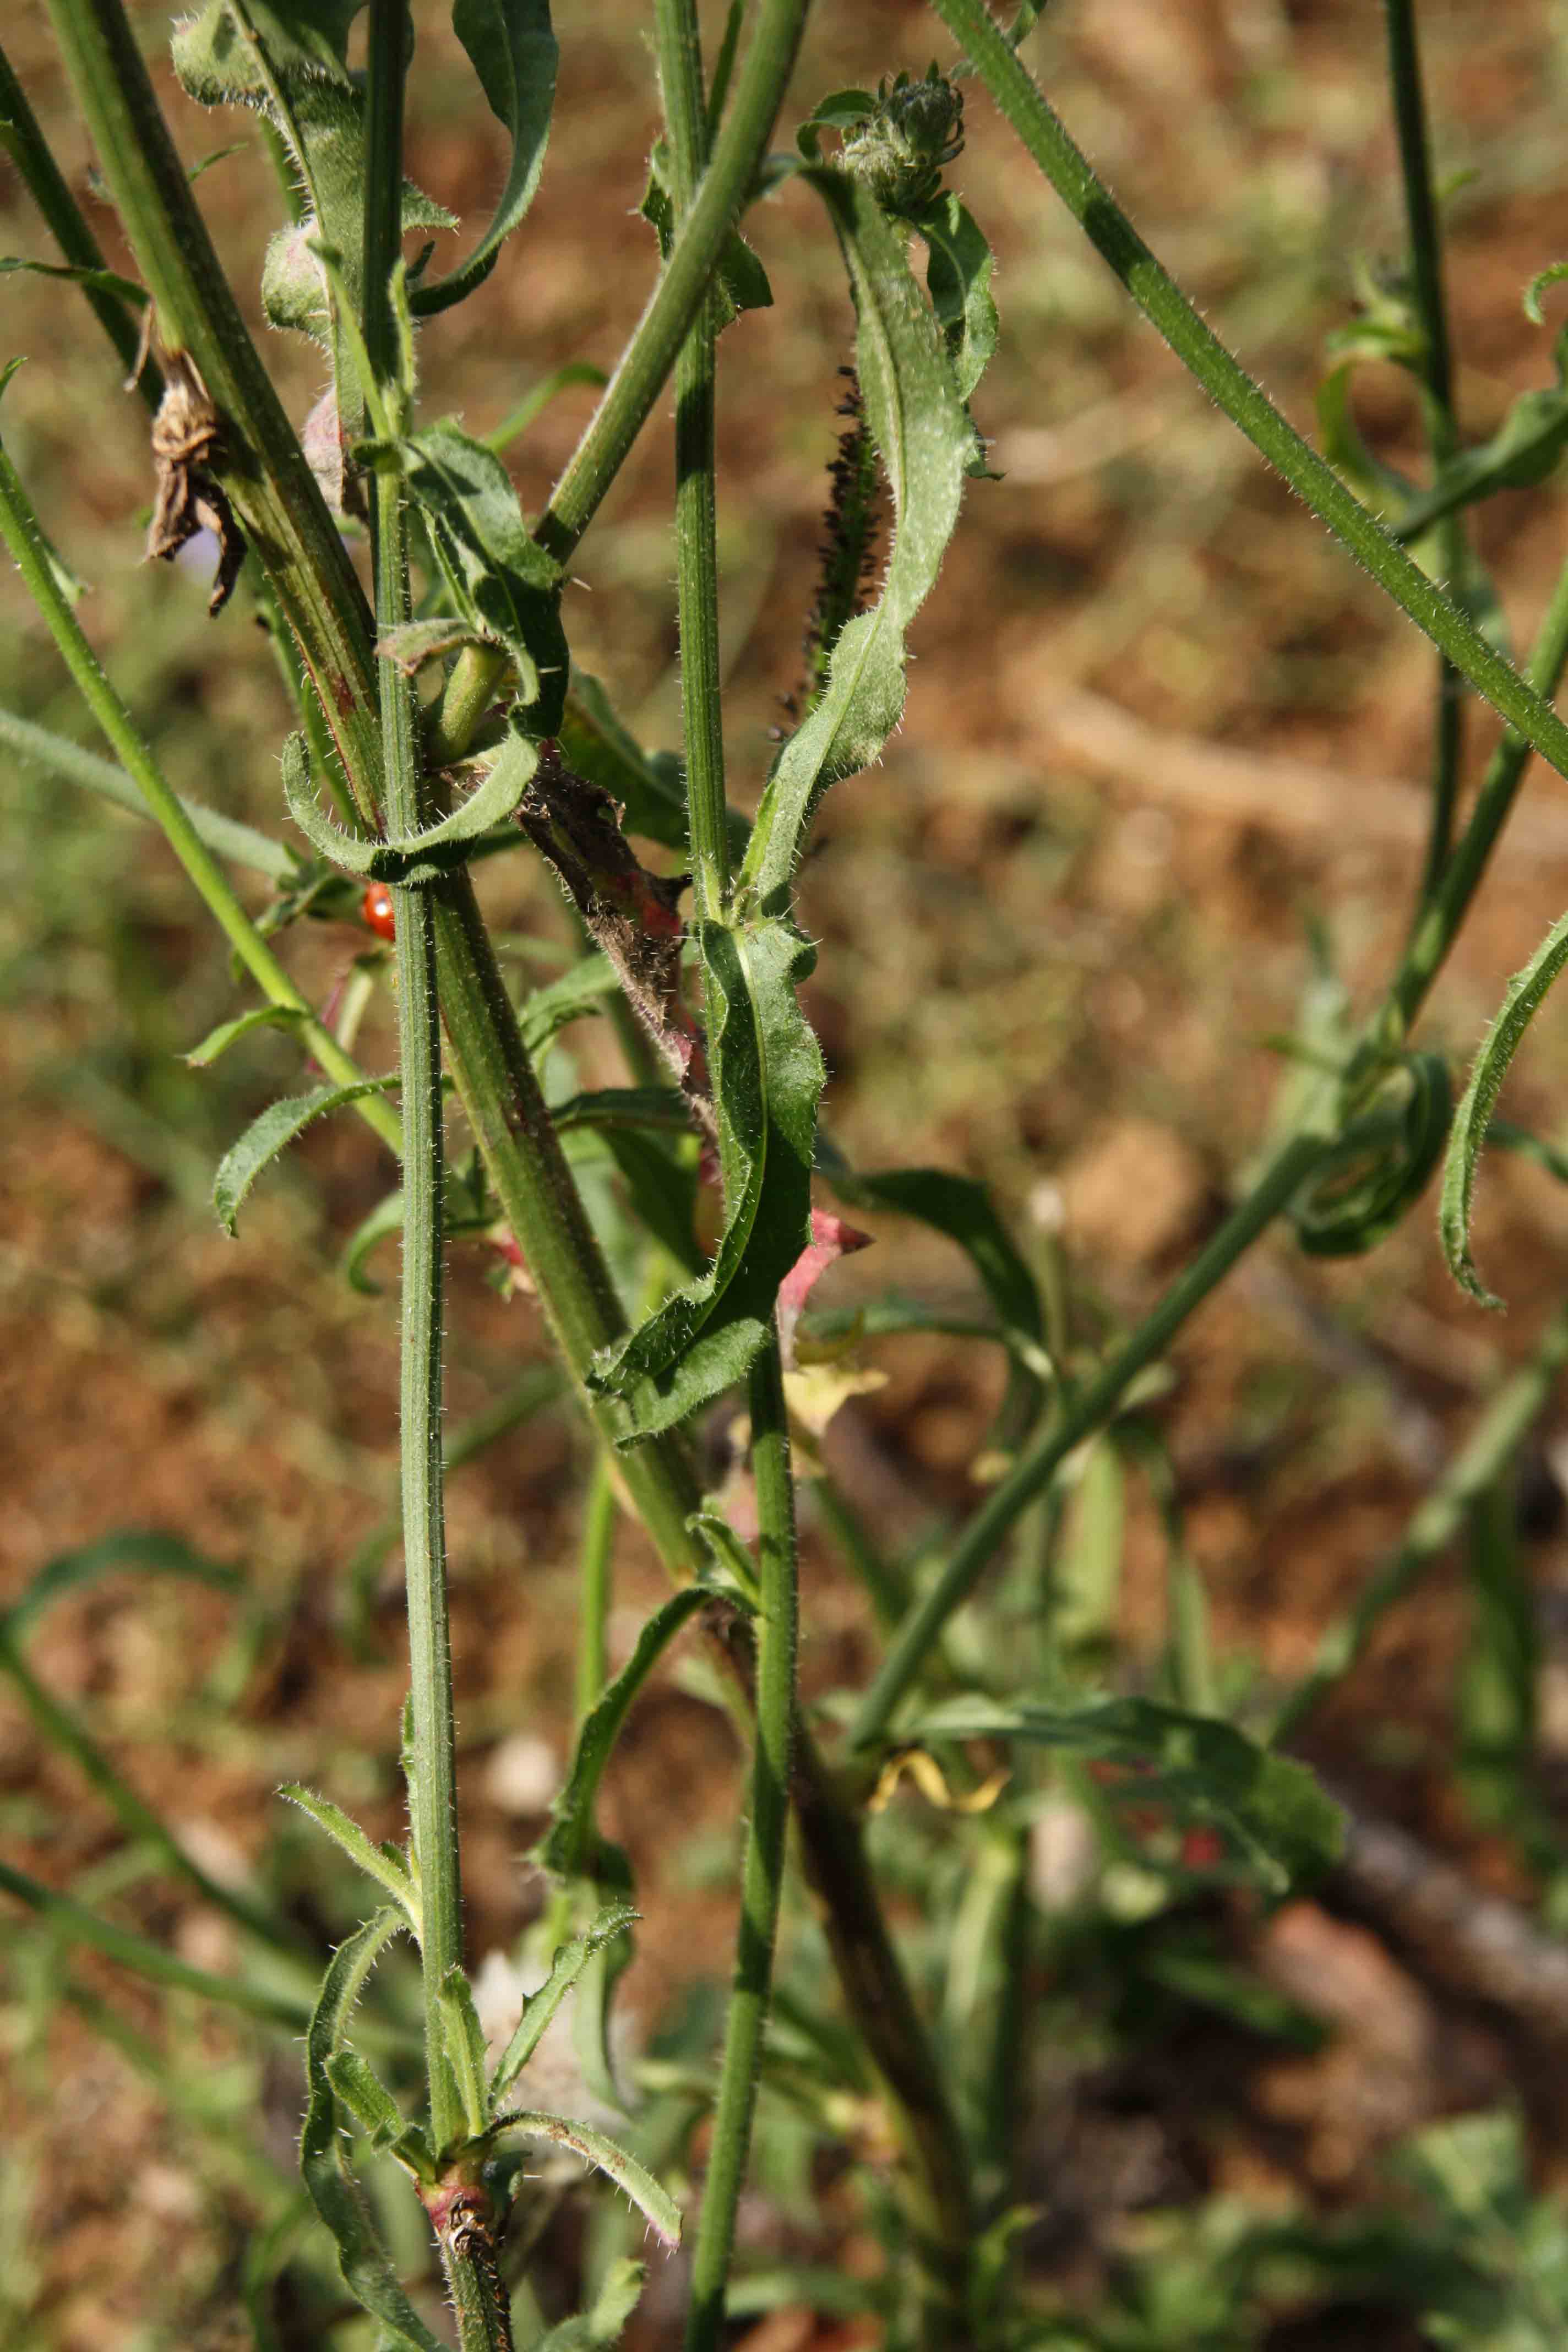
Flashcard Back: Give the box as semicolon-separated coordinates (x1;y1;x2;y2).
1383;0;1466;907
363;0;467;2177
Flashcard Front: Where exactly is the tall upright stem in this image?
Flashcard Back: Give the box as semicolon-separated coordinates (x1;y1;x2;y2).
363;0;464;2162
1384;0;1466;907
649;10;807;2340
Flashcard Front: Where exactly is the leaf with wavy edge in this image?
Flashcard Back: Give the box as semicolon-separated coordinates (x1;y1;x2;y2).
298;1908;447;2352
281;727;536;881
588;917;821;1439
213;1080;396;1234
740;168;971;908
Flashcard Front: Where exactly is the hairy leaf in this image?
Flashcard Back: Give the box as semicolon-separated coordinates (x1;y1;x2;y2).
639;136;772;332
398;418;568;731
589;918;821;1438
298;1908;445;2352
741;170;971;905
1441;907;1568;1306
325;2048;433;2176
908;1694;1343;1893
282;724;537;880
489;1900;640;2102
530;2258;647;2351
519;950;620;1054
280;1785;420;1929
411;0;557;315
485;2110;681;2246
435;1963;491;2137
214;1080;395;1234
185;1003;307;1067
907;188;998;419
821;1159;1043;1347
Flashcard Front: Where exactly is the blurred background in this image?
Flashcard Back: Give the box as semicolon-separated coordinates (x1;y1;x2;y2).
10;1;1568;2344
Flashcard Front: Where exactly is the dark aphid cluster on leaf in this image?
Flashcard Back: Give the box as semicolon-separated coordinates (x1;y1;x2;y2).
782;366;884;732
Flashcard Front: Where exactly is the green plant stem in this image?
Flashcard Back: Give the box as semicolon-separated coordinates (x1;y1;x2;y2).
0;1858;312;2029
39;0;963;2263
535;0;809;565
574;1451;618;1728
1383;0;1466;904
653;0;731;922
851;1128;1333;1746
428;644;510;767
363;0;466;2176
0;1623;301;1958
0;435;403;1157
1272;1302;1568;1743
926;0;1568;791
685;1337;800;2352
0;36;159;401
650;17;810;2330
42;0;384;814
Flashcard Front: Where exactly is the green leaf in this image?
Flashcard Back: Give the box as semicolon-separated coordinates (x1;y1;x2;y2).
1393;326;1568;543
639;136;772;333
185;1004;308;1067
821;1160;1043;1347
557;672;728;857
538;1591;709;1882
908;1694;1344;1893
1052;1436;1125;1653
488;1900;639;2103
1291;1052;1451;1259
592;1125;704;1277
0;255;147;306
298;1908;447;2352
410;0;557;316
325;2047;434;2176
589;918;821;1439
907;189;999;412
530;2257;647;2351
518;951;619;1054
279;1785;421;1929
435;1963;492;2138
1441;906;1568;1306
342;1188;406;1295
484;2110;682;2246
741;170;971;907
1;1529;239;1643
213;1080;395;1234
398;418;568;731
283;724;538;881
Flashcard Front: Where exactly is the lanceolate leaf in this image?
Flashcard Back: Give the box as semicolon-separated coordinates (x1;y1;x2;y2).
213;1080;395;1234
411;0;558;317
530;2258;647;2351
589;918;821;1439
185;1003;307;1067
822;1162;1044;1351
741;170;971;907
2;1531;238;1642
299;1908;447;2352
1441;905;1568;1308
434;1964;491;2138
280;1785;420;1928
538;1591;709;1881
909;1694;1344;1893
489;1901;640;2101
398;418;568;731
907;189;998;412
485;2110;682;2247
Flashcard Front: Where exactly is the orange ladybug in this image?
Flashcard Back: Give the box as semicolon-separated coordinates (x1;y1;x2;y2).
362;881;396;941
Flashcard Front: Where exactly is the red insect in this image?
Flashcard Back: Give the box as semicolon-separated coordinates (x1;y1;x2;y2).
362;881;396;941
